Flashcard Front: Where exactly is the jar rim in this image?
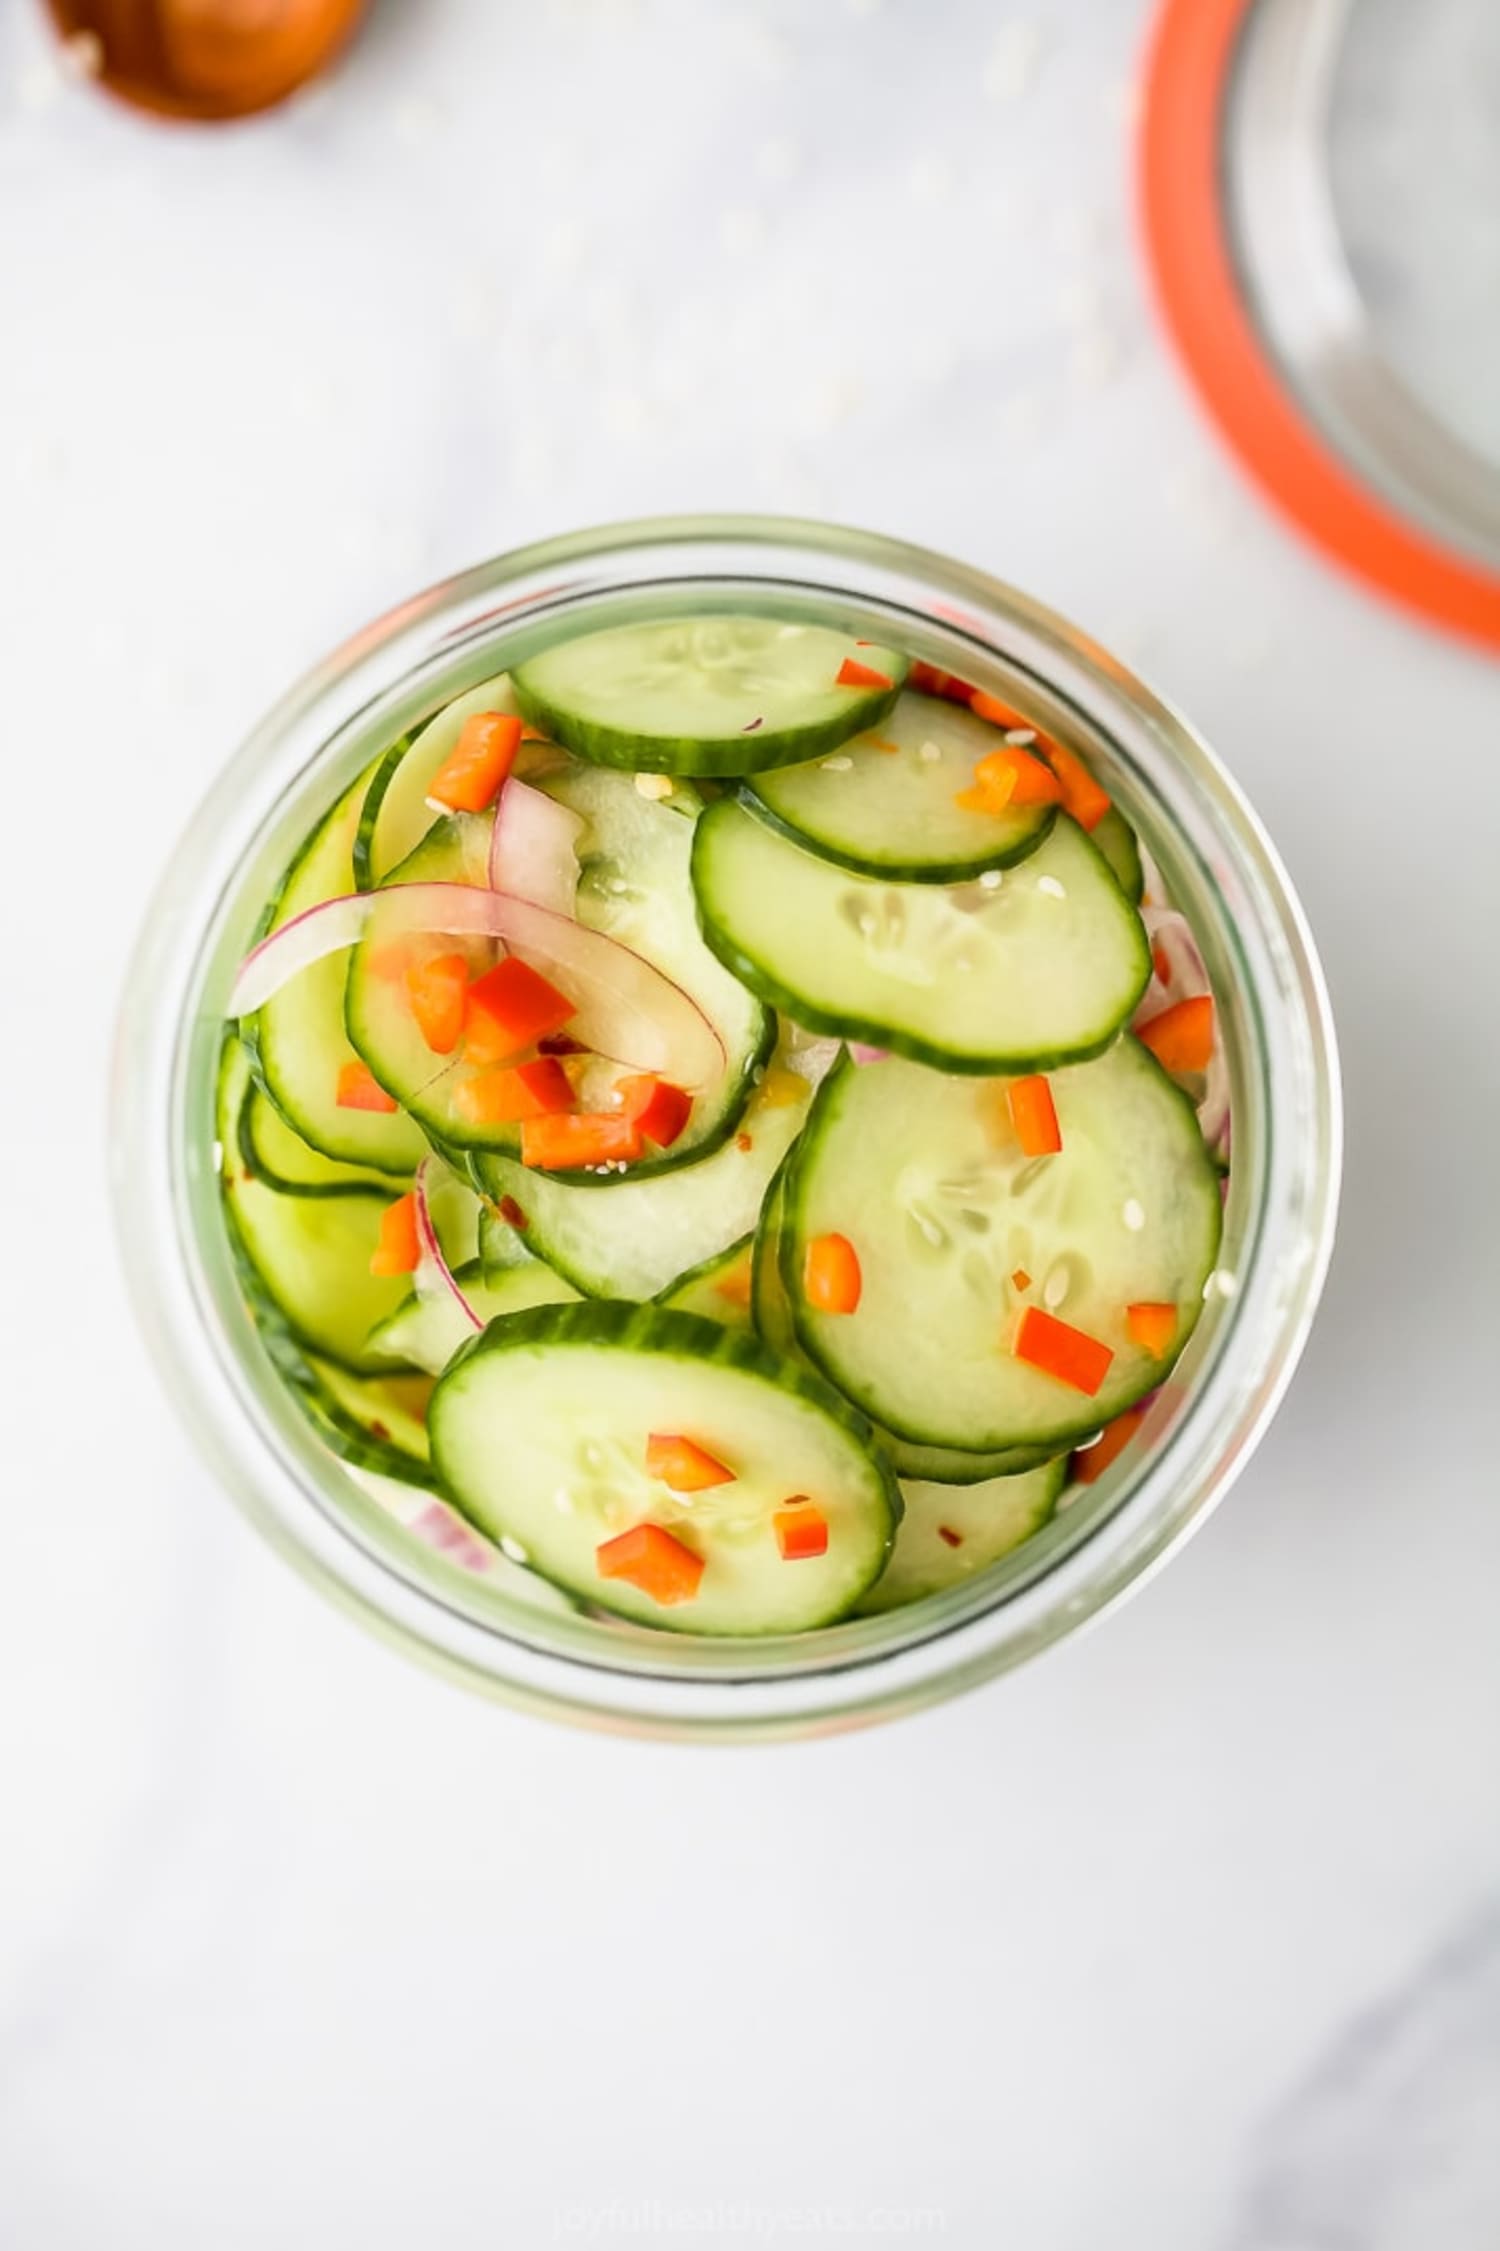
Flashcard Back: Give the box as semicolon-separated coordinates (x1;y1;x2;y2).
112;514;1342;1738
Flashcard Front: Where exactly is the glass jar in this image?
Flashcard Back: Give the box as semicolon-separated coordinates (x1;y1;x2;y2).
113;517;1341;1739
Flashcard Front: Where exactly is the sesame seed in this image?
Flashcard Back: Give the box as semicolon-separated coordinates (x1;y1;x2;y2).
498;1535;529;1563
634;773;673;799
918;740;943;764
821;755;854;772
1122;1198;1145;1232
978;870;1003;891
1004;727;1038;746
1037;875;1067;899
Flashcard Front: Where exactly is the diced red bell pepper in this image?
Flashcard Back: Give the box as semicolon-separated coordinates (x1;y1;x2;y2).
969;689;1039;734
1012;1305;1114;1396
973;745;1064;808
520;1111;642;1171
1045;741;1111;831
426;711;523;813
452;1057;574;1126
336;1058;399;1114
1006;1075;1062;1156
1071;1407;1147;1485
773;1502;829;1560
836;656;894;691
405;951;470;1056
370;1192;420;1276
616;1073;693;1150
908;660;975;703
1137;996;1214;1076
596;1523;705;1605
1126;1302;1177;1357
464;956;577;1064
645;1433;735;1491
803;1233;862;1314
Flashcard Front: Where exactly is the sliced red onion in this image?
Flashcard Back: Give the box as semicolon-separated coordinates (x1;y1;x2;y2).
487;779;584;911
229;882;724;1088
412;1157;481;1335
229;893;375;1018
409;1500;492;1573
848;1042;890;1066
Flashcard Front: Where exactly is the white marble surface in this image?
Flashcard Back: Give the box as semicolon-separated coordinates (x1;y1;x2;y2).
1;3;1496;2246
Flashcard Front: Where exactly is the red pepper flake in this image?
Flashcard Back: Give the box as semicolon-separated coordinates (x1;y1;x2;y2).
735;1132;753;1152
538;1031;587;1056
368;1420;390;1443
937;1525;963;1549
496;1195;528;1230
1011;1267;1032;1291
1152;943;1172;988
741;716;764;733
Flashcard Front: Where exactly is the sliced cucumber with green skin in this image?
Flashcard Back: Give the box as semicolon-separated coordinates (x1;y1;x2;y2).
305;1358;438;1487
692;804;1151;1074
366;1259;580;1375
745;690;1057;881
784;1044;1222;1452
429;1303;900;1634
1092;806;1143;906
753;1170;1057;1484
512;617;908;777
475;1056;812;1300
857;1457;1067;1614
239;1075;399;1198
243;762;426;1175
656;1236;754;1329
350;736;412;893
361;672;521;886
218;1045;470;1373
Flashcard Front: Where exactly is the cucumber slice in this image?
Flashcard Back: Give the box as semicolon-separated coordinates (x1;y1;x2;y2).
239;1076;398;1198
477;1201;543;1274
857;1458;1066;1614
785;1044;1222;1452
218;1045;472;1373
243;763;426;1175
656;1236;754;1328
512;617;908;777
350;736;411;892
429;1303;899;1634
305;1358;438;1487
535;761;771;1172
366;1259;580;1375
475;1055;812;1300
1092;806;1143;906
361;673;521;886
753;1170;1057;1484
745;690;1056;881
224;1173;430;1375
692;803;1151;1074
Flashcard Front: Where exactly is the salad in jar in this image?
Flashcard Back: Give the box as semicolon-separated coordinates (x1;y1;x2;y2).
219;615;1227;1636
